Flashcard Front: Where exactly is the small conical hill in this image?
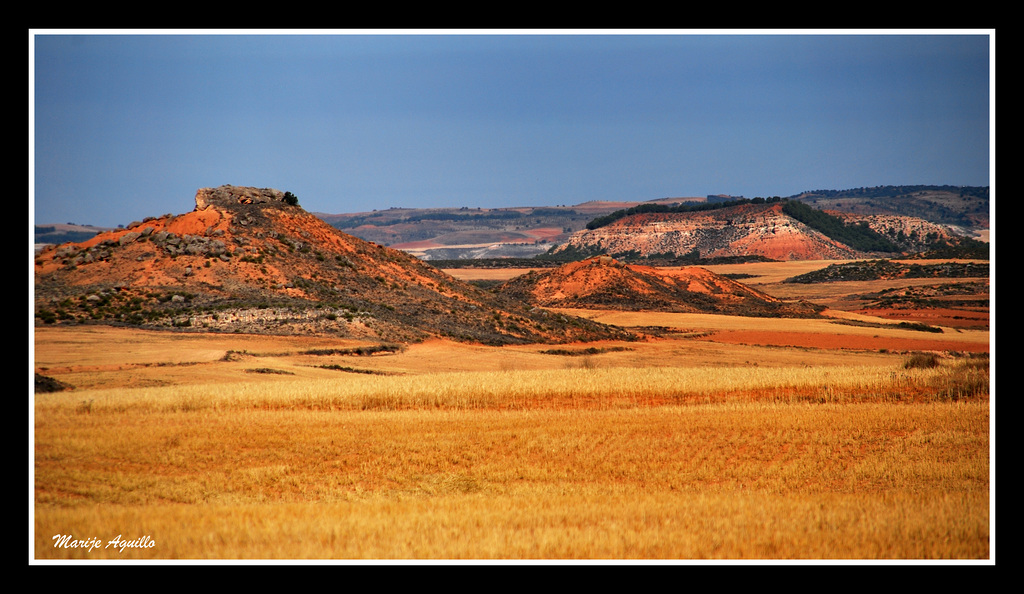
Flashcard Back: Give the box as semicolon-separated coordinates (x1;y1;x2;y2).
498;256;822;317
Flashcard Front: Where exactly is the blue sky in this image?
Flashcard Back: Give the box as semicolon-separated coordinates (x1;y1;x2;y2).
31;31;993;228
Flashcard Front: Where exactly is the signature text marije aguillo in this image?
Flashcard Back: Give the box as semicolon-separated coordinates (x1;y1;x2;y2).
52;534;155;553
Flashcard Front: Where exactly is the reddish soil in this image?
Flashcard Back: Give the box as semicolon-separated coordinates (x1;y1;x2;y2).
852;307;989;330
693;329;988;353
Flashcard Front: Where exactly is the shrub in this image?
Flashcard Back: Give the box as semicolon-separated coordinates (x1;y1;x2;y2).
904;353;940;369
896;321;943;333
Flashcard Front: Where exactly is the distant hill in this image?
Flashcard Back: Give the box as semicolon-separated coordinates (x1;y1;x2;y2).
789;185;989;237
316;197;704;261
314;186;988;261
34;223;115;249
548;199;979;262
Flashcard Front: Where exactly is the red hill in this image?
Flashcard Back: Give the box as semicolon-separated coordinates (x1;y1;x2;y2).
34;186;635;345
499;256;822;317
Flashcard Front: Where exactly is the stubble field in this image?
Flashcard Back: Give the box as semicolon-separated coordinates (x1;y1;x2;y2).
32;260;991;562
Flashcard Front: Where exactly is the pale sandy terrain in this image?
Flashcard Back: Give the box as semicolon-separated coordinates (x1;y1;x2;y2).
443;267;544;281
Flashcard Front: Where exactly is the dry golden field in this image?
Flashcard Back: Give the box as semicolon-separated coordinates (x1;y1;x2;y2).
32;260;992;562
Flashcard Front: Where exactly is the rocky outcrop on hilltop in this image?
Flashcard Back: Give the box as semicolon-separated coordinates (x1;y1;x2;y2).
553;202;866;261
193;185;293;209
499;256;822;318
34;185;635;345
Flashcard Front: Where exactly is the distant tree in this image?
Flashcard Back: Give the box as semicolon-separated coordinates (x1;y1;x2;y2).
283;191;299;206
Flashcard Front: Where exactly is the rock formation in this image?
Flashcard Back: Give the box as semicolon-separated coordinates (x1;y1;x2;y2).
193;185;290;209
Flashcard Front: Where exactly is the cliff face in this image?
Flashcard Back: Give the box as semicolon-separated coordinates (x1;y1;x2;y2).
555;203;863;261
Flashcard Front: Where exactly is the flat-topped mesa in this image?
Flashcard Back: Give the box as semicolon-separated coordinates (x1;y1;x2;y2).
194;185;291;210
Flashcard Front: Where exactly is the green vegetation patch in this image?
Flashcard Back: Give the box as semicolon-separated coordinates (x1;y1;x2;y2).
316;364;394;375
830;318;943;333
784;260;989;284
302;343;404;356
538;346;634;356
780;200;901;253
